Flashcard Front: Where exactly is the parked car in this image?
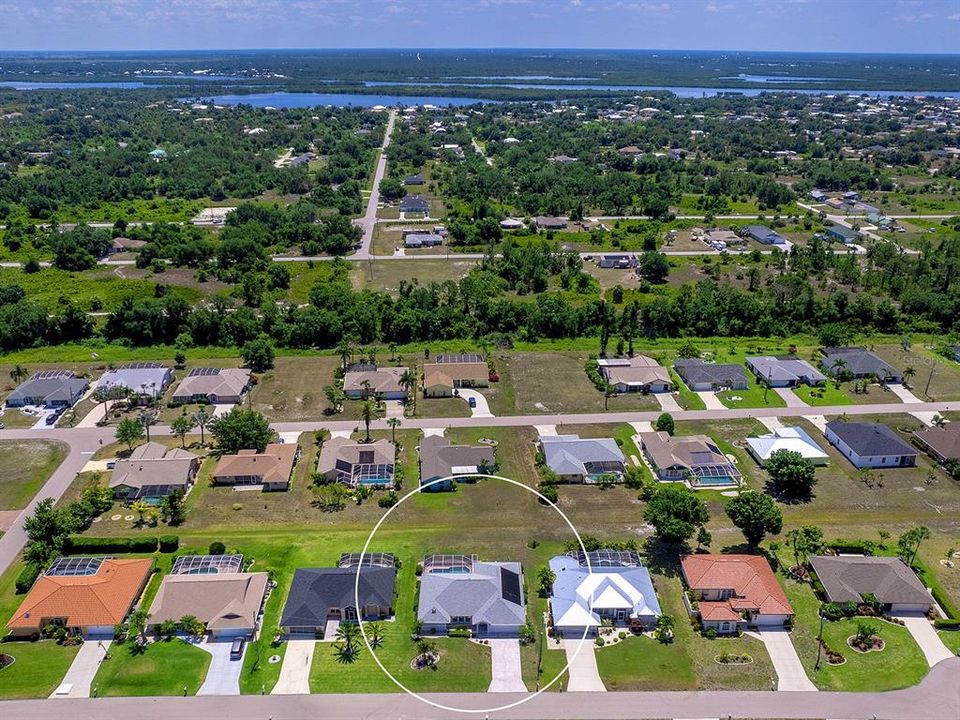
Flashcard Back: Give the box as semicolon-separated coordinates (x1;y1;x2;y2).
468;397;477;408
230;637;246;659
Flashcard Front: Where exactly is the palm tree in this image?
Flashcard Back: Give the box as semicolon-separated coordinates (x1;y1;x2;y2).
131;499;150;526
360;398;377;442
603;382;615;411
336;338;354;371
139;411;155;442
367;621;385;649
399;367;417;412
9;364;28;385
193;407;212;446
333;621;361;664
903;365;916;389
386;417;400;444
831;357;847;389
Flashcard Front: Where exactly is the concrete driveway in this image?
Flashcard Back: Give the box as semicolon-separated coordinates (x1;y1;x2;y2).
775;387;809;407
458;389;493;418
196;639;243;696
655;393;682;412
487;639;526;693
562;639;605;692
52;638;111;698
892;612;955;667
695;391;726;410
750;629;816;691
888;384;923;404
272;639;315;695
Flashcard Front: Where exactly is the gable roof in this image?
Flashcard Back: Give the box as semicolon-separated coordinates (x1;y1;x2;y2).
419;434;495;482
600;355;671;387
173;368;250;399
109;442;198;492
7;558;152;630
809;555;931;606
825;421;917;458
540;435;625;477
212;443;297;485
280;567;395;627
673;359;748;387
342;366;405;395
418;560;525;627
914;424;960;461
548;555;660;628
681;554;792;617
148;572;268;630
423;360;487;389
745;426;829;463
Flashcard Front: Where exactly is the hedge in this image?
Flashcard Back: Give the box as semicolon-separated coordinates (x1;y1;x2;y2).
933;618;960;630
828;540;876;556
15;562;42;594
159;536;179;552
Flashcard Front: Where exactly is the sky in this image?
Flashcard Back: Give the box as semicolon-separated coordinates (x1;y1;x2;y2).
0;0;958;53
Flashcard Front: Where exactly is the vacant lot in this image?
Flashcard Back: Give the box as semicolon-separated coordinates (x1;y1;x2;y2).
0;440;68;511
249;356;346;422
871;344;960;401
350;259;477;294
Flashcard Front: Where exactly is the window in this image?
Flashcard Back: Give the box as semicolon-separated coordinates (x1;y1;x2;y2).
451;615;472;625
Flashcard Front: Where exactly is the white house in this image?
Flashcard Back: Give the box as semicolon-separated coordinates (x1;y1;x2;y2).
824;420;918;469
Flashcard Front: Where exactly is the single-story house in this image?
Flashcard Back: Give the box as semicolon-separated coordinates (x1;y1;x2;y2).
400;195;429;214
913;423;960;464
809;555;933;613
280;566;396;635
549;551;661;636
6;557;152;638
172;367;251;405
549;154;577;164
673;359;749;391
500;217;525;230
96;363;174;402
681;554;793;634
403;173;424;186
403;232;443;248
148;572;269;639
598;254;636;269
744;225;786;245
810;189;827;202
5;370;88;409
826;225;860;244
317;437;395;488
745;356;827;387
109;442;200;501
842;191;860;201
540;434;626;483
535;216;568;230
109;237;147;254
211;442;300;491
598;356;673;394
639;431;741;487
423;353;488;397
746;426;829;466
342;365;407;400
820;347;902;383
419;434;496;491
417;554;526;637
824;420;918;469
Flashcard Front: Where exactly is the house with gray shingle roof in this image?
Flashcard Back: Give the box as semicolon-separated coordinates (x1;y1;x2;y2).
820;347;902;383
417;555;525;637
824;420;917;469
809;555;932;613
539;434;625;483
746;356;827;387
673;359;748;391
280;566;396;635
419;434;495;491
6;371;88;409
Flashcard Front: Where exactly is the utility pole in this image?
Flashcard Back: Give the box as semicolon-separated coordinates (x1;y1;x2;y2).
814;607;825;670
925;364;935;398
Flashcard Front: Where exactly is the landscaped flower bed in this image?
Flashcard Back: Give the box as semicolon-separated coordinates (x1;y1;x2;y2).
714;652;753;665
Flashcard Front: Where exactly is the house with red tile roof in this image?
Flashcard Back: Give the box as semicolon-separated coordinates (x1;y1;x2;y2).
681;554;793;634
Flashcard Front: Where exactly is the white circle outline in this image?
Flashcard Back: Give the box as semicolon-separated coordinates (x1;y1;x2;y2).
353;473;595;714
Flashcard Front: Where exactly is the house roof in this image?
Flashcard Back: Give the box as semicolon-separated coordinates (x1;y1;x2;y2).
673;359;748;387
746;356;826;384
317;438;395;484
600;355;671;388
820;348;901;380
423;360;488;389
639;431;734;474
418;560;525;628
97;364;171;395
746;426;829;463
825;421;917;458
913;424;960;461
548;555;661;629
6;371;88;406
109;442;198;492
280;567;395;627
681;554;792;617
827;224;859;239
419;434;495;482
7;558;152;630
173;368;250;400
212;443;297;485
809;555;931;606
148;572;268;630
540;435;625;477
342;366;406;395
743;225;786;243
400;194;429;211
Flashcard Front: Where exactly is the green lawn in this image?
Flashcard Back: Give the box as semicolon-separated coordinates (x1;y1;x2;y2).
0;640;79;699
669;368;706;410
716;383;787;410
0;440;68;510
594;635;697;691
93;637;211;697
792;383;853;406
937;629;960;656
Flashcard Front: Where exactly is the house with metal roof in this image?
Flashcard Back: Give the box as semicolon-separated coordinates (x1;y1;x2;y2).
539;434;625;483
317;437;395;488
5;371;88;409
548;552;661;635
96;363;174;401
745;356;826;388
673;359;749;391
172;367;251;405
342;365;407;400
147;571;269;639
824;420;917;469
598;356;673;393
109;441;200;501
809;555;933;613
746;426;829;466
681;554;793;634
743;225;786;245
419;434;496;491
639;431;741;488
417;555;526;638
280;566;396;635
820;347;902;383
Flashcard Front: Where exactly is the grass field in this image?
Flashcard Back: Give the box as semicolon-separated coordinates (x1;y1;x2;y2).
0;640;80;699
350;259;477;294
0;440;68;510
93;637;211;696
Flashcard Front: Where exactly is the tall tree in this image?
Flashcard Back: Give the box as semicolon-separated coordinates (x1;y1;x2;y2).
209;408;273;454
192;407;212;446
170;414;195;448
115;417;145;452
643;485;709;545
725;491;783;548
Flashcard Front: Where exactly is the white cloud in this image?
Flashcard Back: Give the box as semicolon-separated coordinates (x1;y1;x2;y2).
948;12;960;20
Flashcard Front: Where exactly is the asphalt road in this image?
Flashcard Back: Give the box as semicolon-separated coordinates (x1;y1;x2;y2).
354;108;397;259
2;656;957;719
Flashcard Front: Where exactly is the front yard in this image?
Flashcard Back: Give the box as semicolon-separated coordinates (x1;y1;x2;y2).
0;640;80;699
92;637;211;696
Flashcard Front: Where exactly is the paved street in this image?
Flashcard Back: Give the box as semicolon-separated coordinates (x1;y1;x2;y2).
354;109;397;259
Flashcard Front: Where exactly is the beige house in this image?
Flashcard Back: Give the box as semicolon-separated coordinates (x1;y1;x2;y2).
639;431;741;488
342;365;407;400
109;442;200;501
423;353;489;398
172;367;251;405
211;442;299;491
599;356;673;394
147;572;269;639
317;437;395;488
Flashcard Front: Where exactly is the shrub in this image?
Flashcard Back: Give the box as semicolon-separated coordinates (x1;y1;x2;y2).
158;536;179;552
447;627;472;639
15;562;42;594
933;619;960;630
378;490;399;508
65;536;159;553
538;483;558;504
208;541;226;555
704;627;718;639
595;636;605;647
